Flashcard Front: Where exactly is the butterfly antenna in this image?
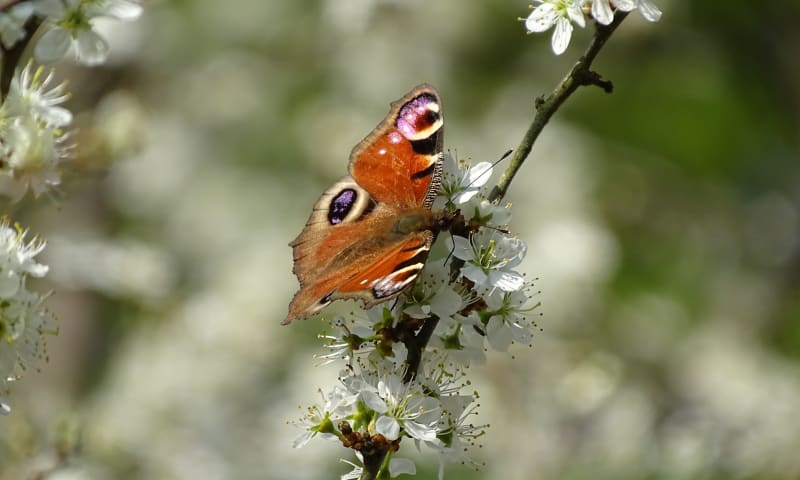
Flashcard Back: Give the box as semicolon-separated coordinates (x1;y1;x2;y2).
462;148;513;191
443;230;456;266
390;297;402;314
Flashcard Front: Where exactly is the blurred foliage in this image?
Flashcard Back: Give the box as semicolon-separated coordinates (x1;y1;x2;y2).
1;1;799;479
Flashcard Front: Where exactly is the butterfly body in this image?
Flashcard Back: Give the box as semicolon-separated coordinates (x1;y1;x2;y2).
284;85;448;325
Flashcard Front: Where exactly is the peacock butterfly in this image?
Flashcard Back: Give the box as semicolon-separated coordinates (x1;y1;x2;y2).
283;84;455;325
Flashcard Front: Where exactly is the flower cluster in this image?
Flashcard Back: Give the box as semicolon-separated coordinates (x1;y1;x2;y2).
0;0;144;66
0;62;74;201
0;0;144;415
0;0;143;202
0;221;55;415
294;155;541;479
523;0;661;55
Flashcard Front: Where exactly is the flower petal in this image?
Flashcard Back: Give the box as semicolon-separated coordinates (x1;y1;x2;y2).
637;0;662;21
375;415;401;441
461;264;488;286
429;286;463;319
292;430;315;448
465;161;492;187
97;0;143;20
487;316;513;352
489;270;525;292
567;3;586;27
361;390;387;413
551;17;573;55
34;27;72;63
525;3;557;33
76;29;110;65
448;235;472;261
389;458;417;477
612;0;636;11
405;420;438;441
592;0;614;25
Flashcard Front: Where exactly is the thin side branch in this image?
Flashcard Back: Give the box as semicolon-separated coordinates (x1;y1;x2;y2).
489;11;629;202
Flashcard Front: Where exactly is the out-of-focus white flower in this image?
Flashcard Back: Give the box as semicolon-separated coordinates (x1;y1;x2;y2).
0;62;73;201
33;0;143;65
524;0;586;55
0;114;70;201
0;219;49;285
6;62;72;127
0;221;55;414
0;2;34;49
449;231;527;293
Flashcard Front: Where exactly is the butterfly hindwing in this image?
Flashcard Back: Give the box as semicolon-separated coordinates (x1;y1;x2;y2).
286;232;433;323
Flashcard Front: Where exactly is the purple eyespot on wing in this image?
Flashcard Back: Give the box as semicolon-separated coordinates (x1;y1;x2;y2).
328;189;356;225
396;93;440;140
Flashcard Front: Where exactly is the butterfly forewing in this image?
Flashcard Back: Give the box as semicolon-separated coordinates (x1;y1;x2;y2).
349;85;444;209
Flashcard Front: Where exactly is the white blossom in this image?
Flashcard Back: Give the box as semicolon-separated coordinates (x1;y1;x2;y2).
430;315;487;366
448;231;527;293
0;2;33;49
461;197;512;228
0;62;73;201
6;62;72;127
0;221;55;413
33;0;143;65
368;374;440;442
404;261;466;321
316;313;380;365
292;384;357;448
436;153;493;208
524;0;586;55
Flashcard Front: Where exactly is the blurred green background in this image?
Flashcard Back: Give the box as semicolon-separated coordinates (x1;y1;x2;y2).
2;0;800;479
